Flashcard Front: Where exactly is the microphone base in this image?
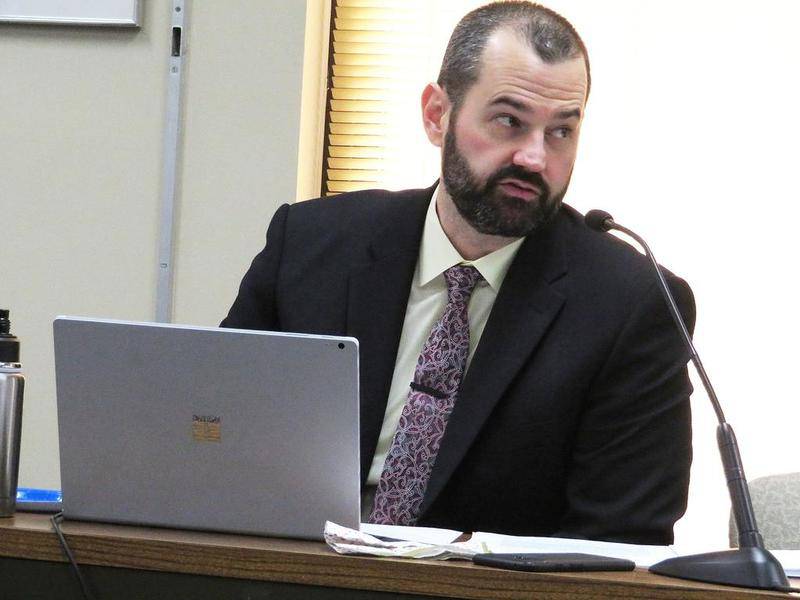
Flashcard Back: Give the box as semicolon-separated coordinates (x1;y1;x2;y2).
649;547;790;591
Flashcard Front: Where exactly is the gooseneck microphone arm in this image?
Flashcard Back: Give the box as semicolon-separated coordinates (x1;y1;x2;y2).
585;211;724;423
584;209;790;591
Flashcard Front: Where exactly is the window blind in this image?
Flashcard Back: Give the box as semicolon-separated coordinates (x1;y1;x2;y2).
323;0;430;195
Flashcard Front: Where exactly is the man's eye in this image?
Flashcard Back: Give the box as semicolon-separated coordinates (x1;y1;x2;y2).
495;114;520;128
550;126;572;139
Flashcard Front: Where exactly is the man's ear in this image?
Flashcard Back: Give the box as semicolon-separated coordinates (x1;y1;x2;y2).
421;83;450;147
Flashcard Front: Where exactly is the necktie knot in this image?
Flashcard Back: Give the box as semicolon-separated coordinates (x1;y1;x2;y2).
444;265;482;301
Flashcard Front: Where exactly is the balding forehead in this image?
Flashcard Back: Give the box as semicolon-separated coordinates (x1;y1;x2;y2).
479;29;588;105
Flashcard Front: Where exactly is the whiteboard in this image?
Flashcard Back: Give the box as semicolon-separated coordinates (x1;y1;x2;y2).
0;0;140;26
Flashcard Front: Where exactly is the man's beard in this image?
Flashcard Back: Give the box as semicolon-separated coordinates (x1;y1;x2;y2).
441;128;566;237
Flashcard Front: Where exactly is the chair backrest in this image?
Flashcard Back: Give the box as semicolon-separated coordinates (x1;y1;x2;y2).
729;472;800;549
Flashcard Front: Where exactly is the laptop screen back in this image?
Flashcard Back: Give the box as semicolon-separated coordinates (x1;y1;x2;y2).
53;317;360;540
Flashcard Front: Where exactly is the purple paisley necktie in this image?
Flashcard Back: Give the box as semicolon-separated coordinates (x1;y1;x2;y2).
369;264;483;525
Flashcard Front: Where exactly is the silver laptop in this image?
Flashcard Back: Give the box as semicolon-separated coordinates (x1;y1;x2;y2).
53;316;360;540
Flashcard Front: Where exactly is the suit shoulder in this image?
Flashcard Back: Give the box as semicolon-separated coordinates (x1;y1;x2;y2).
552;204;696;330
287;186;433;228
271;186;432;267
557;204;692;295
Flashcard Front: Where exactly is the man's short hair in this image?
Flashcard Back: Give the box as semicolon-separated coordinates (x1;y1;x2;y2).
437;1;591;111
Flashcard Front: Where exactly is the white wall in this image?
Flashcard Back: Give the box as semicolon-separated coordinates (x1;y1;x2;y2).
382;0;800;551
1;0;312;490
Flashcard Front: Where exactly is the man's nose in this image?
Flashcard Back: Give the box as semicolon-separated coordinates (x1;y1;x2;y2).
512;133;546;172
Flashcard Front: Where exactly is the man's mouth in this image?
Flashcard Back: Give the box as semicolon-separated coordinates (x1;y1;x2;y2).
497;178;541;201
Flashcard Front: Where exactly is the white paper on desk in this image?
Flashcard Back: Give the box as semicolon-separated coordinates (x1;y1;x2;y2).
328;522;680;567
772;550;800;577
469;531;679;567
360;523;462;545
325;521;478;560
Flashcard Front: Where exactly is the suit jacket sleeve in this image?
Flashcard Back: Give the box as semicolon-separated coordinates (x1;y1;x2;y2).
555;275;695;545
220;203;290;330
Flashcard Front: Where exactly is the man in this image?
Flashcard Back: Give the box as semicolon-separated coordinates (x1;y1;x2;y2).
222;1;694;545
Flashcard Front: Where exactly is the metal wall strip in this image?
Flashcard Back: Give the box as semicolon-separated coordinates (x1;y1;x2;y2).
156;0;188;322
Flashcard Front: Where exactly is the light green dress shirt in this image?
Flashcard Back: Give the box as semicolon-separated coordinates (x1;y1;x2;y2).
366;190;525;485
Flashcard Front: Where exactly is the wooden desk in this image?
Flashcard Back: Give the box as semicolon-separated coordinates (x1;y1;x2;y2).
0;513;796;599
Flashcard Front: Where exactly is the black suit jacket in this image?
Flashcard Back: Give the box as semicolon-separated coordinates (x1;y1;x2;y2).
222;185;694;544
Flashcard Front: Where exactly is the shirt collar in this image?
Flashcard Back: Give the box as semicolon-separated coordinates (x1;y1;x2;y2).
417;186;526;292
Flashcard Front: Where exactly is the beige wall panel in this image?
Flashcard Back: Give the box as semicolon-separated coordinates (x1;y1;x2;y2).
1;6;171;488
173;1;308;327
1;1;313;489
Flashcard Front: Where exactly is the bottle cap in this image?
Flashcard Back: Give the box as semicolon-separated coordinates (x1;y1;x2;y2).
0;309;20;363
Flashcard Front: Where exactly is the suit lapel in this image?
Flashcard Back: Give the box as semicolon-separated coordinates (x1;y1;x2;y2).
419;216;570;516
346;187;433;482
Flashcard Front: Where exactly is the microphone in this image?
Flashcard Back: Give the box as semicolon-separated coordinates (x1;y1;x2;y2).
585;210;790;592
584;209;614;232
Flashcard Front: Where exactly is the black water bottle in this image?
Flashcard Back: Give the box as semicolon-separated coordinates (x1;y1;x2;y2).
0;309;24;516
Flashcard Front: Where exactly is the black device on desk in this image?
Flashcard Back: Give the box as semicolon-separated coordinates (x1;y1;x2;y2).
473;552;635;572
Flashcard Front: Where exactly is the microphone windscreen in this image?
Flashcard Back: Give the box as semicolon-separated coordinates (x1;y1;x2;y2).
585;209;614;232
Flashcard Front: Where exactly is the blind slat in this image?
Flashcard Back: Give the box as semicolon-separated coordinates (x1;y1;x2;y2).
338;0;424;7
330;98;393;111
330;123;386;135
327;169;382;181
328;180;379;193
330;111;389;124
333;65;418;79
328;134;386;146
332;76;415;90
332;89;402;102
328;157;385;169
333;53;416;67
333;41;426;55
334;18;423;33
329;146;387;158
333;30;420;44
336;7;420;20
